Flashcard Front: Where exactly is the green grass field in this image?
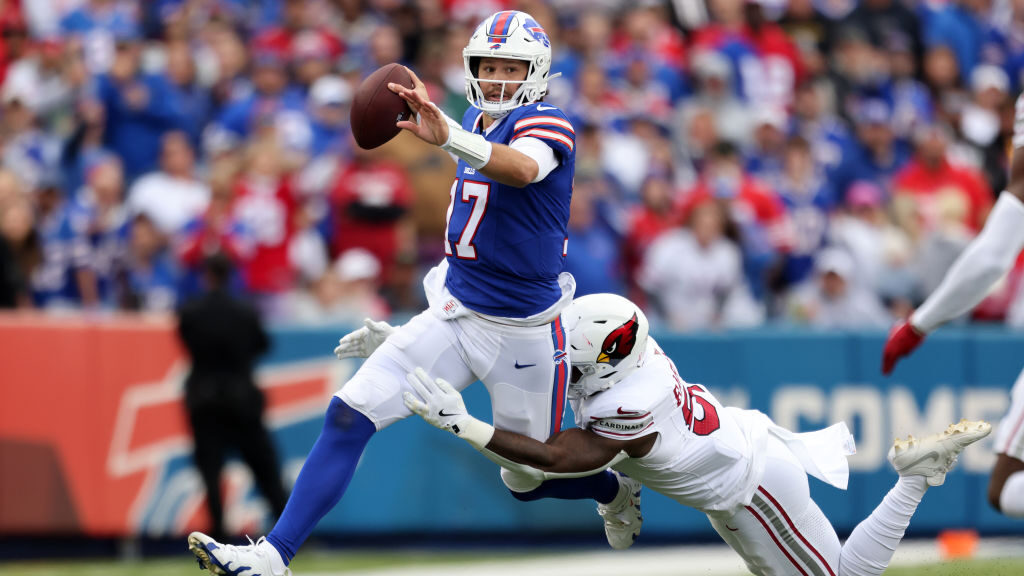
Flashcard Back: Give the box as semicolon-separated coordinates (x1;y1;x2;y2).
3;551;1024;576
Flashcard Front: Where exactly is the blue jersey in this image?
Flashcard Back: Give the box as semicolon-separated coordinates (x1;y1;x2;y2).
445;102;575;318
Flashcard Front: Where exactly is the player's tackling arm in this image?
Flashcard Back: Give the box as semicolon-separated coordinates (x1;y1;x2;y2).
882;95;1024;374
402;368;651;477
389;69;541;188
485;426;652;474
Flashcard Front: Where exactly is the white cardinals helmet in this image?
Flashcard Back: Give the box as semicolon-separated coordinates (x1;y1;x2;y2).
565;293;650;399
463;11;557;118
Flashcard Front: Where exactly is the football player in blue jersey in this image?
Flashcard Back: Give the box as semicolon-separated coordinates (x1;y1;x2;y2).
188;11;638;576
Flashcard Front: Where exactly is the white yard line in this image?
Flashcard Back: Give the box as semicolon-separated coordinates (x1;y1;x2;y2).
307;537;1024;576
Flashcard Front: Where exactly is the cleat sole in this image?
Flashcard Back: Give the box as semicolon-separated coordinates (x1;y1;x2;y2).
188;534;226;575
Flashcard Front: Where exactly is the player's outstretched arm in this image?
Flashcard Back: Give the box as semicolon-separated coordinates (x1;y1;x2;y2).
403;368;648;475
882;96;1024;375
389;68;540;188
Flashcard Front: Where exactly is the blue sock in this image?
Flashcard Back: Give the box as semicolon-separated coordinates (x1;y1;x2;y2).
266;397;375;564
509;471;620;504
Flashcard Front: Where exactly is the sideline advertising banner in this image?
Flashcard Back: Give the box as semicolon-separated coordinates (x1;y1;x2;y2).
0;316;1018;538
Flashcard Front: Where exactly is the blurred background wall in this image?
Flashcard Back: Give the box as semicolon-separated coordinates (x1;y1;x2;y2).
1;316;1018;540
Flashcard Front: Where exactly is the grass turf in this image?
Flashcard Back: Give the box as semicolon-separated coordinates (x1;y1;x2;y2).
2;552;1023;575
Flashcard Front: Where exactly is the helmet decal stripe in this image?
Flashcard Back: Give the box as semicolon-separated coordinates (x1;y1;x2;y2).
488;11;516;42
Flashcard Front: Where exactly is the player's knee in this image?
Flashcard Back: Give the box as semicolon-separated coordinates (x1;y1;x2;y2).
501;467;542;494
324;396;376;440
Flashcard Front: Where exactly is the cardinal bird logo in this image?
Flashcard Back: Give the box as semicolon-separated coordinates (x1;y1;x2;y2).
598;314;639;366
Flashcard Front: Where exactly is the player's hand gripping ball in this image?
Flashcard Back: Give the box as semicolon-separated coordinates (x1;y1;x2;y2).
350;63;415;149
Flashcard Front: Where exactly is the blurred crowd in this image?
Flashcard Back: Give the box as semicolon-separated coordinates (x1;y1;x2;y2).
0;0;1022;331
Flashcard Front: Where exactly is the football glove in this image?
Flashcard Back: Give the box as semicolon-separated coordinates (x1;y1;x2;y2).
403;367;493;449
881;320;926;375
334;318;396;360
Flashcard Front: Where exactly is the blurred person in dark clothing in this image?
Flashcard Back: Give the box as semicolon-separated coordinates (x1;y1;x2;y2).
178;253;288;544
0;193;40;308
843;0;922;69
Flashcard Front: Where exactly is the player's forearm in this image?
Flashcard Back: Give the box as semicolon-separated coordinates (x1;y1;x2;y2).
478;144;538;188
438;115;538;187
912;192;1024;332
485;428;620;474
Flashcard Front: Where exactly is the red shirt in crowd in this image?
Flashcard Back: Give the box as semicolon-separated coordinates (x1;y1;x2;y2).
892;158;993;233
330;159;412;283
679;176;793;252
623;204;677;303
232;175;298;294
253;27;343;62
691;23;804;106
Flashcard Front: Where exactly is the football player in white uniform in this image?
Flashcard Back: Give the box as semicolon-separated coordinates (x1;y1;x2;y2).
882;93;1024;519
401;294;990;576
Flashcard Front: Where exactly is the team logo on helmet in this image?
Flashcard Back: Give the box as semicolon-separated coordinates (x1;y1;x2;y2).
523;17;550;48
597;314;640;366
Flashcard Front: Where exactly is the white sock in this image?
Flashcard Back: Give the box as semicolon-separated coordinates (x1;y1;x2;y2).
999;471;1024;518
838;475;928;576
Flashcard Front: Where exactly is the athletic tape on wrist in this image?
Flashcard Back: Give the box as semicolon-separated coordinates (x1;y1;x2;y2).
441;124;492;170
455;417;494;450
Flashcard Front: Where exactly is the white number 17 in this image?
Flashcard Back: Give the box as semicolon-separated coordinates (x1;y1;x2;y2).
444;179;490;260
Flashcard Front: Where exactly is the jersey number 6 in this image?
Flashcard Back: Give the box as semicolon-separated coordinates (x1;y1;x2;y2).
445;179;490;260
677;383;721;436
661;347;721;437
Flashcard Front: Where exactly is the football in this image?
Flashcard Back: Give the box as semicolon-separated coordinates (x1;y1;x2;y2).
350;63;415;149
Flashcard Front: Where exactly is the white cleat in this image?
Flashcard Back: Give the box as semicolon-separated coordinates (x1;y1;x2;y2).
887;419;992;487
188;532;291;576
597;470;643;550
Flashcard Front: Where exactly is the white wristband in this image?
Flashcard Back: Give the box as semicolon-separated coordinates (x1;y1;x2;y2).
441;124;493;170
454;416;494;450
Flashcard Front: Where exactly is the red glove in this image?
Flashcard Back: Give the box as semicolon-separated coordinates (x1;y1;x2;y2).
881;320;926;375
